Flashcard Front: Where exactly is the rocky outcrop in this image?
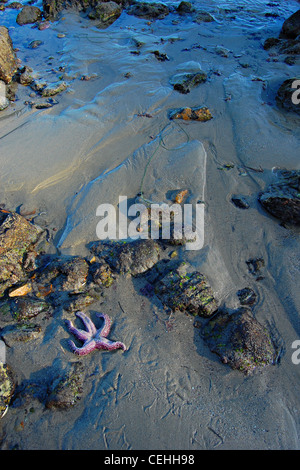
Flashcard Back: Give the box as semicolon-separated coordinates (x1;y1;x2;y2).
258;169;300;225
16;5;43;25
202;307;276;374
0;362;14;416
88;1;122;28
154;262;219;317
0;210;44;297
280;9;300;39
0;26;17;84
126;2;169;20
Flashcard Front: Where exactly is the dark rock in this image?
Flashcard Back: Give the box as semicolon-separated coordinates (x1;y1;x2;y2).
0;323;42;346
10;297;51;322
176;1;194;14
7;2;23;8
246;258;265;278
170;71;207;94
152;50;170;61
41;81;67;97
275;78;300;115
258;169;300;224
280;38;300;55
154;262;219;317
284;55;296;65
57;257;89;294
202;307;276;374
18;66;33;85
280;9;300;39
169;106;213;121
0;362;14;416
126;2;169;20
237;287;257;306
28;40;43;49
0;211;44;297
88;1;122;28
231;195;250;209
16;5;43;25
263;37;280;50
91;239;161;276
45;362;85;410
193;11;214;23
0;26;17;84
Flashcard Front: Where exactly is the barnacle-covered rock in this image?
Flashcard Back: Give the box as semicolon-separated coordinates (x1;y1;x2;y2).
154;262;219;317
45;362;84;410
202;307;276;374
0;26;17;84
0;362;14;416
0;211;44;297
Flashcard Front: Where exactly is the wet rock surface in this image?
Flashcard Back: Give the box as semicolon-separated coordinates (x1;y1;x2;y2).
169;106;213;121
90;239;161;276
154;261;219;317
258;169;300;225
202;307;276;374
45;362;85;410
126;1;169;20
0;211;44;297
0;26;17;84
16;5;43;25
88;1;122;28
280;9;300;39
170;71;207;94
0;362;14;416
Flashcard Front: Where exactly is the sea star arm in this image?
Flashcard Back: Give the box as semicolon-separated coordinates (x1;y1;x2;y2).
65;319;90;341
75;311;97;336
96;312;112;337
68;339;97;356
96;337;126;351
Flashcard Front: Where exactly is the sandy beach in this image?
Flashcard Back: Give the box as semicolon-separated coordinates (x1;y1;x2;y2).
0;0;300;450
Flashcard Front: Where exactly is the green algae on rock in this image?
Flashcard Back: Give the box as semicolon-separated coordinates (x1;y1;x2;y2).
0;211;44;297
202;307;276;374
45;362;85;410
154;262;219;317
0;362;14;416
88;1;122;28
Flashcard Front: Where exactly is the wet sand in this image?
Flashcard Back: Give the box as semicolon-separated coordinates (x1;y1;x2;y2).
0;0;300;450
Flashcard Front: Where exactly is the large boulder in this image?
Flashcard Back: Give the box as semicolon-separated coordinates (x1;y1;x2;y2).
0;211;44;297
280;9;300;39
202;307;276;374
0;26;17;84
126;2;169;20
16;5;43;25
88;1;122;28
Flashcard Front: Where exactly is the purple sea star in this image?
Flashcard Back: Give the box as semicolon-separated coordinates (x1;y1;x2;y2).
65;311;126;356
